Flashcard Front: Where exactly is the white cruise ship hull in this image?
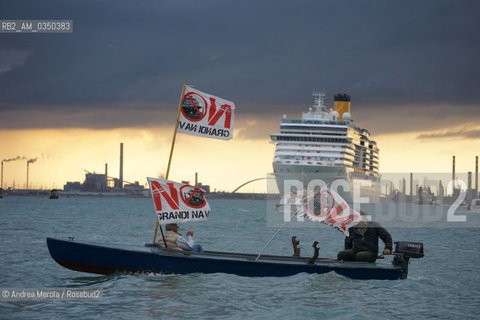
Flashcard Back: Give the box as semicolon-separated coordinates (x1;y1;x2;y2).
273;162;379;203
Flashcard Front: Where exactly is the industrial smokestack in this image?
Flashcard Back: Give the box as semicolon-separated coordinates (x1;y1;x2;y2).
476;156;478;198
468;172;472;202
1;156;25;189
452;155;456;192
105;163;108;187
439;180;444;199
26;158;37;190
119;143;124;190
410;173;413;196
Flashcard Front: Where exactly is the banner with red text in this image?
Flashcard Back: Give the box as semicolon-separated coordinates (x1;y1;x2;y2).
148;178;211;224
178;85;235;140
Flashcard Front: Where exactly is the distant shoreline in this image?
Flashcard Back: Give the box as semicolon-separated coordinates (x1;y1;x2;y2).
0;189;277;200
1;189;466;204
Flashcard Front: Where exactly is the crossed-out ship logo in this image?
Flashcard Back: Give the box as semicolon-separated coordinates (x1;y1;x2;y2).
305;188;362;235
180;185;206;208
277;186;362;236
147;178;211;224
177;85;235;140
305;189;336;219
182;92;206;121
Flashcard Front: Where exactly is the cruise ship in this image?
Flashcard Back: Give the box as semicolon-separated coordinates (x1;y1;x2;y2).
270;92;380;202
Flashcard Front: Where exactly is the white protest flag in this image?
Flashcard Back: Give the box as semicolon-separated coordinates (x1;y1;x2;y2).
147;178;211;224
300;187;362;236
177;85;235;140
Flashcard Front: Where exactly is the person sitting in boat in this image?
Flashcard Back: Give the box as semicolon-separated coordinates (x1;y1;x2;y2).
337;210;392;263
159;223;203;252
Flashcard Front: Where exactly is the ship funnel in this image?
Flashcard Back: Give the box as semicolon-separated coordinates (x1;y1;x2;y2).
334;93;351;121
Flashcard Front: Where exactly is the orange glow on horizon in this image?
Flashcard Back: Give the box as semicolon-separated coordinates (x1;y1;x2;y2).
1;124;478;193
0;128;275;192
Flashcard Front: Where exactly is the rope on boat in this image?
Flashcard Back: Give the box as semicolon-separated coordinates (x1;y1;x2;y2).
254;220;290;262
254;206;304;262
255;181;338;262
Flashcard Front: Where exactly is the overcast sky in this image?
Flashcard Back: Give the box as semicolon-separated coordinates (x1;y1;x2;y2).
1;0;479;135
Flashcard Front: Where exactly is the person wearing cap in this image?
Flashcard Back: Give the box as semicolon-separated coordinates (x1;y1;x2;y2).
337;210;392;263
159;223;203;252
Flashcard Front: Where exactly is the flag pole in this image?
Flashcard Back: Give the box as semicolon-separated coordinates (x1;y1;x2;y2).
153;80;188;245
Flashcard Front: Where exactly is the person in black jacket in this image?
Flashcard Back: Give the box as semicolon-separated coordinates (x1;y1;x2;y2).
337;210;392;263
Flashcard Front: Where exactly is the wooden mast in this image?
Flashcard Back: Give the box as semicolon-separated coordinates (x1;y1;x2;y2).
152;81;188;245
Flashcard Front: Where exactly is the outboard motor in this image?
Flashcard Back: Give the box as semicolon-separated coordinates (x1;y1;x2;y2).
392;241;424;279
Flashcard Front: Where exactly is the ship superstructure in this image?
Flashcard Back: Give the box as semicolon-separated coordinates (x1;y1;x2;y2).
270;92;379;201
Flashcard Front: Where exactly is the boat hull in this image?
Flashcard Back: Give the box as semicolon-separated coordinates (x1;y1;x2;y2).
46;237;405;280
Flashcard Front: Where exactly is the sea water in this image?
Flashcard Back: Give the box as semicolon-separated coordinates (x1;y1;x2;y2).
1;196;479;319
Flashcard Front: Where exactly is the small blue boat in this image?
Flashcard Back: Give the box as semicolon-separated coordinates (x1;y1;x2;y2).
46;237;423;280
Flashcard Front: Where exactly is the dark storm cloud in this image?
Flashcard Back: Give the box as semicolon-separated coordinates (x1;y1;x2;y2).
0;104;178;129
0;0;479;131
353;103;480;135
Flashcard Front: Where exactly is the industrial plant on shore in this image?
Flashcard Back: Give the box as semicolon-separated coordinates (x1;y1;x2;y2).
62;143;147;197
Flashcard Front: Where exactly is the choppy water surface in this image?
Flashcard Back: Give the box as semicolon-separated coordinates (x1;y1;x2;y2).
1;196;479;319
